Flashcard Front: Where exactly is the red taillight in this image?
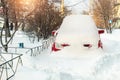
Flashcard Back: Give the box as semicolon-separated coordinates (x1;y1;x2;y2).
52;30;58;36
98;30;104;34
52;43;61;51
52;43;70;52
83;44;92;48
61;43;70;47
98;40;103;48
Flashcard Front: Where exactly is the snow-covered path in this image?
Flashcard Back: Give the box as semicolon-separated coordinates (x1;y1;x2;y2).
13;52;102;80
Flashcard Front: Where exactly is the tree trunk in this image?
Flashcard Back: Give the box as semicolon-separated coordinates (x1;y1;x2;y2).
0;27;8;52
6;17;11;37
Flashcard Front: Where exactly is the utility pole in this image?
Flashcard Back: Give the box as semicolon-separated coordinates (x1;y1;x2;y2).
60;0;64;14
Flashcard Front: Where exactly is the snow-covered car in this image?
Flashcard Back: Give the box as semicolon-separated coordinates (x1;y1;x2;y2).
52;15;104;52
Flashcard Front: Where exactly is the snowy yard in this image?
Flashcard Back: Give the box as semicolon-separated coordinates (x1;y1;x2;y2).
0;16;120;80
3;29;119;80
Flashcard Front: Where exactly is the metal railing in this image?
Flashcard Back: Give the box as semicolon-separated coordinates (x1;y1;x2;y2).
0;53;23;80
0;36;55;80
25;37;54;56
7;47;31;54
5;37;55;56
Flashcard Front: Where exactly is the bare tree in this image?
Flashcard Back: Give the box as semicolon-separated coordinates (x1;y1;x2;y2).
0;0;36;52
91;0;118;33
26;0;68;40
0;0;13;52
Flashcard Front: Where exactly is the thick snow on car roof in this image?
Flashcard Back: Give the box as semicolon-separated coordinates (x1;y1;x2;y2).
55;15;99;46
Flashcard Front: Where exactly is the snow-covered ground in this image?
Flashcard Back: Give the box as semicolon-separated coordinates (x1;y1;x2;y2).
3;15;120;80
1;15;120;80
3;28;118;80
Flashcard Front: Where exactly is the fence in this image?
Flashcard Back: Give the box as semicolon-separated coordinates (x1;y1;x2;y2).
0;36;55;80
25;37;55;56
0;53;23;80
1;36;54;56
